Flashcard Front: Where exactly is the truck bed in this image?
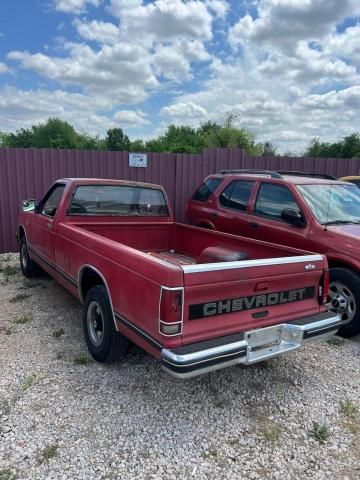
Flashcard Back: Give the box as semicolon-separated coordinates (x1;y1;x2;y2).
73;221;312;266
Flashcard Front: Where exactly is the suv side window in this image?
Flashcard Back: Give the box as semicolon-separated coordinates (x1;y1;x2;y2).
254;183;299;220
41;184;65;218
220;181;254;211
193;178;222;202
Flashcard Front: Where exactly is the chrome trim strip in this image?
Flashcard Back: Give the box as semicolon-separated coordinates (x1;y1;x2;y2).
181;254;324;274
161;311;342;378
78;264;118;331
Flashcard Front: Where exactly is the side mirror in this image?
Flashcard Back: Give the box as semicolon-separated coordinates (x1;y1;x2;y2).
22;199;36;212
281;208;305;227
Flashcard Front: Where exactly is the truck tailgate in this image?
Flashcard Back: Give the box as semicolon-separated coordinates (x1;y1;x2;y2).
181;254;325;344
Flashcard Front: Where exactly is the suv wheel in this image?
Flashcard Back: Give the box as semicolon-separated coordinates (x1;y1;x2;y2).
326;268;360;337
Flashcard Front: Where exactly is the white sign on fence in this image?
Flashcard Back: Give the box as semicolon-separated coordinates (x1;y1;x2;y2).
129;152;147;168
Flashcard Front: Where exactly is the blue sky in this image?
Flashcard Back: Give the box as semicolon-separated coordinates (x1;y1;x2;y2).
0;0;359;153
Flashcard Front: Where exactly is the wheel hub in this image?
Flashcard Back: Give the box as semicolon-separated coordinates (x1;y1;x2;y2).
87;301;104;347
326;281;356;322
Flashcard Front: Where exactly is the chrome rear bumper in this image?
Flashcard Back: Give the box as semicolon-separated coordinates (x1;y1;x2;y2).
161;311;343;379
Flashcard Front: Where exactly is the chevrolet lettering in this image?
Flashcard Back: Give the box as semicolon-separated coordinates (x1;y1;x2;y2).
189;287;315;320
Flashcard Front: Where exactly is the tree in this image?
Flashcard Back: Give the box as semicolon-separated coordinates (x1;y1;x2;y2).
1;128;33;148
262;141;278;156
130;139;147;152
105;128;130;151
305;134;360;158
31;118;80;149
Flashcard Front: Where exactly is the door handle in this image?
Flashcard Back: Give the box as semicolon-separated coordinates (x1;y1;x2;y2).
211;211;218;217
46;222;52;229
249;222;258;228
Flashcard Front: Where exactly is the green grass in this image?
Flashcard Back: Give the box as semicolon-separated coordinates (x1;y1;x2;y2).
53;328;65;338
38;444;59;463
9;293;30;303
308;422;330;444
13;314;32;325
0;468;16;480
20;374;38;392
2;265;18;277
340;399;358;418
326;336;345;347
73;353;92;365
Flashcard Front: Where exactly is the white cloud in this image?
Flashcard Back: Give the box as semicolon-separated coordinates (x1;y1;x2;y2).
74;19;120;44
205;0;230;18
54;0;101;14
161;101;208;119
108;0;213;42
0;87;115;133
323;24;360;63
229;0;360;51
112;109;149;126
0;62;8;74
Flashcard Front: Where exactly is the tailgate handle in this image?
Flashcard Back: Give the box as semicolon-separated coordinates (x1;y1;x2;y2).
255;282;269;291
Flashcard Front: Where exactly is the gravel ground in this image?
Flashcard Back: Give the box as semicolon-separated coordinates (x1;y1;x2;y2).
0;252;359;480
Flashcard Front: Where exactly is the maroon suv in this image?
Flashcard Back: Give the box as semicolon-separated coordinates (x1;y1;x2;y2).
187;169;360;337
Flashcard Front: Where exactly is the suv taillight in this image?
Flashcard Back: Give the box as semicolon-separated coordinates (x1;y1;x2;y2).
159;287;183;336
319;269;329;304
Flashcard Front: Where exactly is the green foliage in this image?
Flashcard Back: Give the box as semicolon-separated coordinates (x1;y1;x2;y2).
262;141;278;156
106;127;130;151
305;133;360;158
1;114;264;154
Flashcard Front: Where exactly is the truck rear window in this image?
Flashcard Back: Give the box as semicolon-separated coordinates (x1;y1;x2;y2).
68;185;169;216
193;178;222;201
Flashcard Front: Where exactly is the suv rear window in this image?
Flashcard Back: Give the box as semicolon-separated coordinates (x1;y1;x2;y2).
220;181;254;211
193;178;222;201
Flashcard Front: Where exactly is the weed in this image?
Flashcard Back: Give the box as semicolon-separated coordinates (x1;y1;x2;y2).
0;468;16;480
38;444;59;463
9;293;30;303
20;374;38;392
308;422;330;444
13;315;32;325
326;336;345;347
73;353;92;365
2;254;11;262
0;397;11;417
2;265;18;277
227;437;240;447
340;399;358;418
346;419;360;434
0;326;13;336
202;449;218;460
53;328;65;338
260;419;281;443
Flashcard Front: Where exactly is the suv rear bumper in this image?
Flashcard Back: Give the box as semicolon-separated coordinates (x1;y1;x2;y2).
160;311;342;379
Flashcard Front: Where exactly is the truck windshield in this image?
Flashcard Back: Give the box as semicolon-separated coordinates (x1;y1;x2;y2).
68;185;169;216
297;184;360;225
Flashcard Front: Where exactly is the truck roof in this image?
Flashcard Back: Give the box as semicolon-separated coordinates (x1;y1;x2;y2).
58;178;163;190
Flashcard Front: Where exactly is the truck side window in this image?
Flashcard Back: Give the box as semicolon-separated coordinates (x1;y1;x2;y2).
41;184;65;218
220;181;254;211
255;183;299;220
193;178;222;201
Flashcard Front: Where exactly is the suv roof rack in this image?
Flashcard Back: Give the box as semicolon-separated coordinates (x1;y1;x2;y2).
277;171;337;180
218;169;337;180
219;169;282;178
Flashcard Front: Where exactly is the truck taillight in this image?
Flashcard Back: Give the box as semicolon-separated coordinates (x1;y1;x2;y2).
159;287;183;336
319;269;329;304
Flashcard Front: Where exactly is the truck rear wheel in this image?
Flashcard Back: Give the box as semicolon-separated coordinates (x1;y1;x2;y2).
19;238;41;278
327;268;360;337
83;285;128;362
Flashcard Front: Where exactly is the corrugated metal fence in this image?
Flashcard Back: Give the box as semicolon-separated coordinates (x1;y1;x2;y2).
1;147;360;253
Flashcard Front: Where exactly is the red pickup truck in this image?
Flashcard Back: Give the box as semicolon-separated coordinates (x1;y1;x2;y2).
187;170;360;337
17;178;342;378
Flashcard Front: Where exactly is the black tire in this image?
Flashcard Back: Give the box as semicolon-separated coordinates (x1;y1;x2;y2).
19;237;41;278
82;285;128;362
327;268;360;338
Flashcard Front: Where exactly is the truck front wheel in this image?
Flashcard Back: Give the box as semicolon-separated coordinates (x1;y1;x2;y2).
19;238;41;278
327;268;360;337
83;285;128;362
